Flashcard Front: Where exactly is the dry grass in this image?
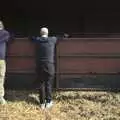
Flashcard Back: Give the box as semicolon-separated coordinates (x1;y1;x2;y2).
0;90;120;120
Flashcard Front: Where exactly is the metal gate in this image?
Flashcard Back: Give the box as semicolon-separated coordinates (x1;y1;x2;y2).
56;38;120;90
6;37;120;90
6;38;36;89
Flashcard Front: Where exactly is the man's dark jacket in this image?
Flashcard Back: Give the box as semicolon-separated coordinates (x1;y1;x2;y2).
0;30;10;60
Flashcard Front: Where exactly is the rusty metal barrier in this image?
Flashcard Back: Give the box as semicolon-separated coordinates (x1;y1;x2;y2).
5;37;120;90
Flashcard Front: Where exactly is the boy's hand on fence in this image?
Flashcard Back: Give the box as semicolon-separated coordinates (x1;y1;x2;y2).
64;33;69;38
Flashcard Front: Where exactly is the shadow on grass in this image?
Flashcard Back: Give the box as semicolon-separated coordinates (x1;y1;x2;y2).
4;90;40;105
4;89;120;105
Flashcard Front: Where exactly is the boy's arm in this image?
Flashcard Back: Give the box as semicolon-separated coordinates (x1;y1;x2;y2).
28;36;37;42
56;33;69;44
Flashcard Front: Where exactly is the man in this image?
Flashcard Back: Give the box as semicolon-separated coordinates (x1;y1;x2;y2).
32;27;68;109
0;21;10;105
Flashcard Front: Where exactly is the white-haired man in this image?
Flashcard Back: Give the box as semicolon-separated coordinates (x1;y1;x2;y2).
32;27;68;109
0;21;10;104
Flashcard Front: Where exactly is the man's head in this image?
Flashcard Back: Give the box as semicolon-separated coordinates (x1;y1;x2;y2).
0;21;4;30
40;27;48;37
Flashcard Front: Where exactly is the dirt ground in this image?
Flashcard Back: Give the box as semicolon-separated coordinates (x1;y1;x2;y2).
0;90;120;120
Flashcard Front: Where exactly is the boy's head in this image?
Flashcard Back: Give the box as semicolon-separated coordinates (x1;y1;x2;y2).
40;27;48;36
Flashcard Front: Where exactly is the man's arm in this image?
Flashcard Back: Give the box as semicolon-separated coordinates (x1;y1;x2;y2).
0;31;10;43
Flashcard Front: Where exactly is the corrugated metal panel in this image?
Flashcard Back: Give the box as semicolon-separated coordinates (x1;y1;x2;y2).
56;38;120;89
7;38;35;56
6;37;120;90
7;57;35;71
59;58;120;74
58;39;120;54
6;38;36;89
7;38;35;72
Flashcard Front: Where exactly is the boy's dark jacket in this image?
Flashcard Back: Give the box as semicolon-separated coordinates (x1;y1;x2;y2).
32;36;57;63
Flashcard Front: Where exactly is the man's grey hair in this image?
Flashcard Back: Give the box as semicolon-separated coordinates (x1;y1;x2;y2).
40;27;48;36
0;21;4;30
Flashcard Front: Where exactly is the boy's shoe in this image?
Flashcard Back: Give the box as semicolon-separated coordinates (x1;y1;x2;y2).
40;103;45;109
45;101;53;109
0;97;7;105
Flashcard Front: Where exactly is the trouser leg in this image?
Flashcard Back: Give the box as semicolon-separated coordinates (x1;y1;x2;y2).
36;63;46;104
37;62;55;103
45;63;54;103
0;61;6;98
39;79;45;104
